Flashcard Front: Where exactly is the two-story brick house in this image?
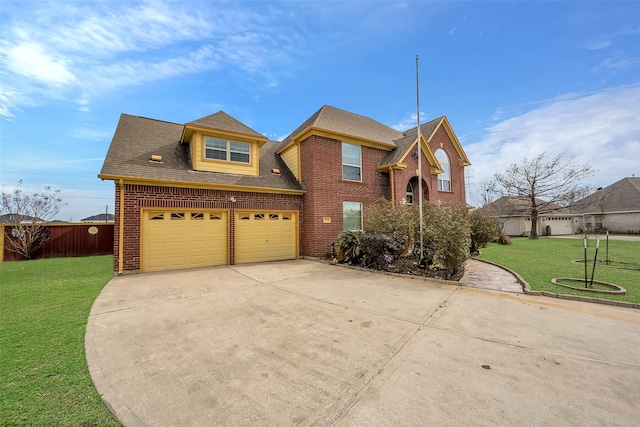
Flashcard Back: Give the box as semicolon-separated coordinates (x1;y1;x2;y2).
99;105;470;274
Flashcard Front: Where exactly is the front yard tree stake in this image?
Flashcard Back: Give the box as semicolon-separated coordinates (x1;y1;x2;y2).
583;237;588;288
590;238;600;287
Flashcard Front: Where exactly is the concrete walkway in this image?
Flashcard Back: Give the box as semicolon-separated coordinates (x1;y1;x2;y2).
86;260;640;426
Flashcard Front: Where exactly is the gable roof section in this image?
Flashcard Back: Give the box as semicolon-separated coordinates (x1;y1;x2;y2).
482;196;571;216
278;105;404;153
572;177;640;213
404;116;470;166
99;114;303;194
186;111;265;139
378;117;443;171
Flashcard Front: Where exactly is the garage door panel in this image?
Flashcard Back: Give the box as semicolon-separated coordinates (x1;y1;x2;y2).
142;210;228;272
235;211;297;264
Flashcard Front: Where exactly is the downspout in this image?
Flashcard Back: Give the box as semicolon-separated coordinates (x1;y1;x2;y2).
118;179;124;274
389;167;395;205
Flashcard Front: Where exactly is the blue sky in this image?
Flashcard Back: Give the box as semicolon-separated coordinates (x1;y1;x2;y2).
1;0;639;220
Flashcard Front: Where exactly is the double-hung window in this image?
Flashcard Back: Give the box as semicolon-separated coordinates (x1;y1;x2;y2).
342;142;361;181
343;201;363;231
435;148;451;192
204;137;250;164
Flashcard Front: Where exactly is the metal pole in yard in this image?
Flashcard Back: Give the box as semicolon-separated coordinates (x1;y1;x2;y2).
590;238;600;287
606;231;609;265
583;237;588;288
416;55;424;262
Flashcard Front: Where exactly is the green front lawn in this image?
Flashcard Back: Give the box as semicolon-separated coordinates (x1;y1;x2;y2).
0;255;120;426
478;237;640;304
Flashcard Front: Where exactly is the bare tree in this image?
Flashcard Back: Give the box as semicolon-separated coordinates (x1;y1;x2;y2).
1;182;66;259
490;151;594;239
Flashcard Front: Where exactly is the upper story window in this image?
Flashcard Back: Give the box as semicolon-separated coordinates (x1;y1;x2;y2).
204;137;250;164
435;148;451;192
406;182;414;204
342;142;361;182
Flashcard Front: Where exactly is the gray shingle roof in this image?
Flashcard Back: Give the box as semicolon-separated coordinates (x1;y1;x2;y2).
283;105;404;146
379;117;443;166
572;177;640;213
99;114;303;193
187;111;265;139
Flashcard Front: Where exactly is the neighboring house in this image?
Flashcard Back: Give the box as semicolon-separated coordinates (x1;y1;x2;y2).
81;213;115;222
99;105;470;274
482;196;580;236
0;214;45;224
572;177;640;234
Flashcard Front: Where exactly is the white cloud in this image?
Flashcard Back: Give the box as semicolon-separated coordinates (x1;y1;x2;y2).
464;84;640;199
389;112;428;132
4;42;76;87
0;1;305;117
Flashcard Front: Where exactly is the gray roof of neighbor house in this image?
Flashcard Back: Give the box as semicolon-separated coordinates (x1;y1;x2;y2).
572;177;640;213
187;111;265;139
81;213;114;222
99;114;303;193
282;105;404;146
481;196;571;216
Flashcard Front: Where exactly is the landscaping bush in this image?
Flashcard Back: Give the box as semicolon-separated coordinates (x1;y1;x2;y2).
364;199;417;250
359;232;405;270
469;209;502;254
336;230;361;264
422;203;470;279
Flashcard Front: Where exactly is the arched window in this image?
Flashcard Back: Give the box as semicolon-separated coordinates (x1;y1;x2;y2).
435;149;451;192
406;182;414;204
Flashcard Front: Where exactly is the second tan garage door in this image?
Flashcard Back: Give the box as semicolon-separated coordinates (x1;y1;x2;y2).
142;210;228;272
235;211;297;264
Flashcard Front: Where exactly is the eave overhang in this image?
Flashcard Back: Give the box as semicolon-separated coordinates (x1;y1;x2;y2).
277;125;397;155
97;174;305;195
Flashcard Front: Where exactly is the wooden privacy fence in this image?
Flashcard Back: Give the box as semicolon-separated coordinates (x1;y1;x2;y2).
1;223;114;262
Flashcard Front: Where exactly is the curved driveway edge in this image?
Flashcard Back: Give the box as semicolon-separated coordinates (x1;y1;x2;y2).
86;259;640;426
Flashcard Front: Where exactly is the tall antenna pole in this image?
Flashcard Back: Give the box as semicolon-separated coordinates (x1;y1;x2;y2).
416;55;424;261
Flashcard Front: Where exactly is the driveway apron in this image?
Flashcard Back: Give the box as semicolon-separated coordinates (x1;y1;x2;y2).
86;259;640;426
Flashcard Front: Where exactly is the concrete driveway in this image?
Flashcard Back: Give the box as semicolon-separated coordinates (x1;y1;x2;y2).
86;260;640;426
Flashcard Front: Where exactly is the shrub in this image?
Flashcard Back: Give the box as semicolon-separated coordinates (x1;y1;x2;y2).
359;232;405;270
364;199;417;251
337;230;361;264
422;203;470;278
469;209;502;254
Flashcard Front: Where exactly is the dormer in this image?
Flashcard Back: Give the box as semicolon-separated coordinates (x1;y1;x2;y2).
181;111;268;176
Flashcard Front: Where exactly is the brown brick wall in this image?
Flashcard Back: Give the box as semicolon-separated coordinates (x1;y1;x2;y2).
299;135;390;257
113;183;303;272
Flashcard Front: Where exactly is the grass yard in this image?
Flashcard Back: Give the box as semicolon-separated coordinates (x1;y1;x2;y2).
0;255;121;426
478;237;640;304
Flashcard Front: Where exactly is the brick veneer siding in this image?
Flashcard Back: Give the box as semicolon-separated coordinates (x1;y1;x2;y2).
113;183;303;273
392;126;467;206
299;135;391;257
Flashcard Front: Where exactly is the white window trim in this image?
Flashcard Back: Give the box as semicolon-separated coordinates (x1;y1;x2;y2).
406;181;414;204
435;148;451;192
204;136;251;164
343;201;363;231
342;142;362;182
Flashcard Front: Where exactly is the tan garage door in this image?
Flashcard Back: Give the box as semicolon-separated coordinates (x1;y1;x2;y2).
142;210;228;272
235;211;297;264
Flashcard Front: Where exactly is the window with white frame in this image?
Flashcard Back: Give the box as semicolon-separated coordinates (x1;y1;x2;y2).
435;148;451;192
406;182;414;204
342;142;361;181
343;201;363;231
204;136;250;163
